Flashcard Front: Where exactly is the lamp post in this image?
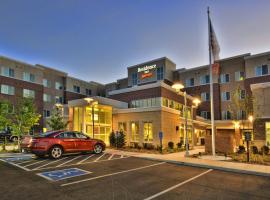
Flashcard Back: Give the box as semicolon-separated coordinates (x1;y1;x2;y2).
172;83;190;157
191;98;201;147
84;98;98;139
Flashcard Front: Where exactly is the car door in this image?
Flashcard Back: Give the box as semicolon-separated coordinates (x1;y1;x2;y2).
74;132;93;151
57;132;76;152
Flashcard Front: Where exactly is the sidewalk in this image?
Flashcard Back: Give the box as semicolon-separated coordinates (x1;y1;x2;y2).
105;148;270;177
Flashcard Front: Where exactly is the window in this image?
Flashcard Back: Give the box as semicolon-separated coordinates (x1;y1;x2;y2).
185;78;194;87
55;82;63;90
200;75;210;85
235;71;245;81
86;89;92;96
222;111;231;120
43;94;51;102
1;67;14;77
57;132;76;138
157;67;164;80
130;97;161;108
43;110;51;118
256;65;268;76
221;92;230;101
131;122;139;142
23;72;35;82
201;111;210;119
220;74;230;83
75;132;88;139
23;89;35;98
73;85;80;93
237;110;246;120
240;90;246;100
132;72;138;86
55;96;63;104
201;92;210;101
144;122;153;142
118;122;127;133
162;98;169;107
43;79;51;88
169;100;174;109
0;84;15;95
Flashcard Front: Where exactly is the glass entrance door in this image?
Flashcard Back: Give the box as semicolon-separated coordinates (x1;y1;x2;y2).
266;122;270;146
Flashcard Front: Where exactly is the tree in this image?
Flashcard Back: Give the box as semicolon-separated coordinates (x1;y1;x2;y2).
11;98;41;149
47;108;68;131
0;101;12;131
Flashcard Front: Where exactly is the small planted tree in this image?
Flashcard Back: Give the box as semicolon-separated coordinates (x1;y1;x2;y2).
109;131;116;147
116;130;126;148
0;101;12;150
11;98;41;150
47;108;69;131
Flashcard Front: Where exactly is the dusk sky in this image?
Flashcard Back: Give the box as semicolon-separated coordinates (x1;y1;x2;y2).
1;0;270;84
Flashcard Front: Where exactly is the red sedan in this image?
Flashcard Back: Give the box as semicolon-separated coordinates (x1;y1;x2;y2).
21;131;106;159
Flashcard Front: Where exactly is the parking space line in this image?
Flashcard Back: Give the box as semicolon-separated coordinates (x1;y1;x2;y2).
33;157;69;170
143;169;213;200
0;158;31;171
120;154;124;158
17;160;34;164
94;153;106;162
56;156;82;167
77;154;95;164
108;154;114;160
23;160;47;167
61;162;166;187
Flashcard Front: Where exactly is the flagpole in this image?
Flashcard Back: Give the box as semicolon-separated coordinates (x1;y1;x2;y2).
208;7;216;156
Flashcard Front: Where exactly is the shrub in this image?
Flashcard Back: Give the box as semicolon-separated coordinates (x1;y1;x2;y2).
177;141;183;149
115;131;126;148
168;141;174;149
238;145;245;154
251;146;259;154
261;145;269;155
143;143;154;150
109;131;116;147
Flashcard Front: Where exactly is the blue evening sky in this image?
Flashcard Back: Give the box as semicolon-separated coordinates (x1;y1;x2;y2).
1;0;270;84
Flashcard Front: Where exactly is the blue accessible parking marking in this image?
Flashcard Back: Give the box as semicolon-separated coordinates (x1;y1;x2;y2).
37;168;92;181
5;156;33;162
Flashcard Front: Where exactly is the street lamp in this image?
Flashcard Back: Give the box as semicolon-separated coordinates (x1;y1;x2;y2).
191;98;201;147
84;97;98;139
172;82;190;157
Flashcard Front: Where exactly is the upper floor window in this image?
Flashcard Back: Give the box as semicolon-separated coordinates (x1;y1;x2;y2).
200;75;210;85
55;82;63;90
43;110;51;118
201;92;210;101
222;111;231;120
221;91;230;101
255;65;268;76
43;94;51;102
73;85;80;93
1;67;14;78
132;72;138;86
157;67;164;80
23;72;35;83
240;90;246;100
43;79;51;88
0;84;15;95
237;110;246;120
23;89;35;98
201;111;211;120
235;71;245;81
185;78;194;87
86;88;92;96
220;74;230;83
55;96;63;104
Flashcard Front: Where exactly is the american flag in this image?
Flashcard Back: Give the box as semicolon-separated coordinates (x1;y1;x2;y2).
209;17;220;61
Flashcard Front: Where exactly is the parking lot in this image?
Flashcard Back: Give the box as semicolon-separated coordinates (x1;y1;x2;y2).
1;152;270;200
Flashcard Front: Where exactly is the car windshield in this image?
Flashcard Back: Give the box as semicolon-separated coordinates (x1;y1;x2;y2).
40;131;61;137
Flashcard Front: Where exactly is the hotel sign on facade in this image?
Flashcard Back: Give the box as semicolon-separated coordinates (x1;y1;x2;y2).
138;64;157;80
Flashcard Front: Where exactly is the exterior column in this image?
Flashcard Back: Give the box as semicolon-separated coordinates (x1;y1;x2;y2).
82;107;86;133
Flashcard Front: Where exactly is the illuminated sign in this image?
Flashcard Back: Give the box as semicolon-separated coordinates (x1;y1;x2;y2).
137;64;156;73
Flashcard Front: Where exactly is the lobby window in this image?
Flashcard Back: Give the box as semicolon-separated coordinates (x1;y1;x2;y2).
256;65;268;76
131;122;139;142
86;88;92;96
221;91;230;101
237;110;246;120
55;96;63;104
43;110;51;118
201;92;210;101
200;75;210;85
43;79;51;88
73;85;80;93
220;74;230;83
23;89;35;98
162;98;169;107
144;122;153;142
118;122;127;133
0;84;15;95
43;94;51;102
235;71;245;81
157;66;164;80
201;111;210;119
185;78;194;87
23;72;35;83
55;82;63;90
1;67;14;78
132;73;138;86
240;90;246;100
222;111;231;120
169;100;174;109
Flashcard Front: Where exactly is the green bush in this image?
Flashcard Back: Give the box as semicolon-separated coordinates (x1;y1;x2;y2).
168;141;174;149
238;145;245;154
143;143;154;150
109;131;116;147
261;145;269;155
116;131;126;148
177;141;183;149
251;146;259;154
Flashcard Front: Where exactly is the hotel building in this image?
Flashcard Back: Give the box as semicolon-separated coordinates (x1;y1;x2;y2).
1;52;270;152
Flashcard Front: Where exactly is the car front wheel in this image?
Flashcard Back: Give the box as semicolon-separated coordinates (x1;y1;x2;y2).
93;144;103;154
50;146;63;159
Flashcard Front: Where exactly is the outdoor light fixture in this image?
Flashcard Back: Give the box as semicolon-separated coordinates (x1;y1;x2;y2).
233;121;240;129
193;98;201;107
248;115;253;123
172;83;184;92
84;97;94;104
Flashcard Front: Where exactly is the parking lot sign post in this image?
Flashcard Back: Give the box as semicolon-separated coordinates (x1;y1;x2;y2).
159;131;163;153
244;131;252;162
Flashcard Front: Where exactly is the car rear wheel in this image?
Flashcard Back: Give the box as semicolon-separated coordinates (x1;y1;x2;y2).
93;144;103;154
50;146;63;159
11;136;18;142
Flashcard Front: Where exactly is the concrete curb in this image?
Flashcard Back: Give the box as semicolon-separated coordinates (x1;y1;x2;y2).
135;156;270;178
